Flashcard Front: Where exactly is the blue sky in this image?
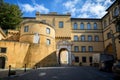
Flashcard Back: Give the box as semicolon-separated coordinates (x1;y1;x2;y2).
4;0;114;18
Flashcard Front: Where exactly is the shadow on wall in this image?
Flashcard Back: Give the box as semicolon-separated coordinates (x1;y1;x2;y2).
34;51;58;68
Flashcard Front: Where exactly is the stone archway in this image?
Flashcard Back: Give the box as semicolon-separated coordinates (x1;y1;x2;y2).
0;57;6;69
56;40;73;66
58;48;69;65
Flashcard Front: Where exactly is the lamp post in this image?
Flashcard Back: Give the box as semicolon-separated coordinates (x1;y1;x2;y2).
8;65;11;76
24;64;26;72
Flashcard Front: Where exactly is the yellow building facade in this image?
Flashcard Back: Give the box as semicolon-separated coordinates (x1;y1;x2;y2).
0;0;120;68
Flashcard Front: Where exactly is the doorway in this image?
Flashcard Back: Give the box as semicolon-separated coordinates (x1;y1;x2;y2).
59;48;69;65
0;57;6;69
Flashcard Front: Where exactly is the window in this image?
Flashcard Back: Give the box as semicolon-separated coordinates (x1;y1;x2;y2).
109;17;111;24
42;20;46;23
74;35;79;41
95;36;99;41
116;22;120;32
81;46;86;52
94;23;97;30
46;39;51;45
0;48;7;53
46;28;50;34
104;20;107;28
59;21;63;28
74;46;79;52
88;35;92;41
73;23;78;29
81;35;85;41
113;7;119;17
75;57;79;63
88;46;93;52
107;32;111;39
24;26;29;32
82;57;86;63
89;57;92;63
80;23;84;30
87;23;91;30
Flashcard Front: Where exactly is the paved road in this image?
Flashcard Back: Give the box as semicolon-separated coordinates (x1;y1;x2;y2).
2;66;114;80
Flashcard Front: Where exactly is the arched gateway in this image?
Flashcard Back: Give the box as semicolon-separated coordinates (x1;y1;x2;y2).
0;57;6;69
56;40;74;66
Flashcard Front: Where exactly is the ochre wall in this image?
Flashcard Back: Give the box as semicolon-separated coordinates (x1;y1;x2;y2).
0;41;30;68
20;20;57;68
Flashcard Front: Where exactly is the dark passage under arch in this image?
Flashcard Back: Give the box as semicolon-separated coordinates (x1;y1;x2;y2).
0;57;6;69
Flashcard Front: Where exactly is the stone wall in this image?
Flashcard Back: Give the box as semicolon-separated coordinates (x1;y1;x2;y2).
0;41;30;68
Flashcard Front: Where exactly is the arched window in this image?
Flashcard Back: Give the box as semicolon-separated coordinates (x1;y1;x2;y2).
74;35;79;41
73;23;78;30
74;46;79;52
113;7;119;17
80;23;84;30
88;46;93;52
81;35;85;41
94;23;97;30
95;35;99;41
104;20;107;28
87;23;91;30
88;35;92;41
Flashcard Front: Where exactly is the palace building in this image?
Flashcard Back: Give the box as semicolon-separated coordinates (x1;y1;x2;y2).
0;0;120;68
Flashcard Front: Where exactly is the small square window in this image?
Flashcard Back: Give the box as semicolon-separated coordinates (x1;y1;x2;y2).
46;28;50;34
0;48;7;53
75;57;79;63
42;20;46;23
24;26;29;32
82;57;86;63
59;21;63;28
89;57;92;63
46;39;51;45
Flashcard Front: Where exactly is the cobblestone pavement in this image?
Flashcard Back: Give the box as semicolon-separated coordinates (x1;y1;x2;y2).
1;66;115;80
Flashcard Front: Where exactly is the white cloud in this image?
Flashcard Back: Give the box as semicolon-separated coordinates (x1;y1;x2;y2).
63;0;80;17
79;0;113;18
18;0;114;18
78;13;90;18
104;0;113;6
96;0;104;2
19;1;49;13
62;0;113;18
20;4;35;12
